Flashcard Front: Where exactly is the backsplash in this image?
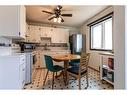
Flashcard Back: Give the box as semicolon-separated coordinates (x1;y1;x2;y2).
36;43;68;50
36;37;68;50
37;43;67;47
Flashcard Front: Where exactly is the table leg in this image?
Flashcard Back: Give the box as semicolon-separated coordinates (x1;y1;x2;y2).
64;60;69;85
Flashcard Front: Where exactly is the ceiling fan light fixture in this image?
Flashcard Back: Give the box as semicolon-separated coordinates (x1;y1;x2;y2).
53;18;57;22
56;6;59;10
57;17;62;23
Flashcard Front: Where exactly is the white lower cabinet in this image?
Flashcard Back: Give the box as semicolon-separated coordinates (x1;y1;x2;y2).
35;51;70;68
19;62;26;88
0;54;26;89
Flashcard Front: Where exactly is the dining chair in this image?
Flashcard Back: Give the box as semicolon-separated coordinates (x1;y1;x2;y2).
67;53;90;89
69;52;81;66
43;55;65;89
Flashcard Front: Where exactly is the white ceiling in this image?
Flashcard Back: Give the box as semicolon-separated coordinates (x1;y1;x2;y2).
26;5;107;27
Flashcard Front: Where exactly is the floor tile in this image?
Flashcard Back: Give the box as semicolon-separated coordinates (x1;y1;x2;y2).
24;68;113;90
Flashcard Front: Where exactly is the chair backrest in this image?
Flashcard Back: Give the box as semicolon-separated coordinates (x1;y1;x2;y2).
79;53;90;73
44;55;54;71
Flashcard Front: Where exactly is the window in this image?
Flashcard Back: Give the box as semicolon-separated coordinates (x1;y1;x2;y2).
90;15;113;51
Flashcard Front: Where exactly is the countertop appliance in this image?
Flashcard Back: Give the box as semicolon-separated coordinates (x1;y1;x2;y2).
69;34;86;54
11;43;21;53
20;43;36;52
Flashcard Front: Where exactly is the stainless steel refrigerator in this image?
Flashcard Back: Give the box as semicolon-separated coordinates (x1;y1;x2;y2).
69;34;86;54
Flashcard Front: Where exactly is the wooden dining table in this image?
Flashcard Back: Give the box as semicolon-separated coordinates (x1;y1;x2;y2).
52;54;81;84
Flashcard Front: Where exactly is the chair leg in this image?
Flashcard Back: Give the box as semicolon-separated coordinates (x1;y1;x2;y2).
78;78;81;89
43;70;49;87
56;72;57;76
66;72;69;85
52;72;55;89
62;71;66;85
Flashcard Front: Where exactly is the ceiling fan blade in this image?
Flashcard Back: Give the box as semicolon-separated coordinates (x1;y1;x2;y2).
61;14;72;17
61;18;64;22
48;16;55;20
42;10;54;14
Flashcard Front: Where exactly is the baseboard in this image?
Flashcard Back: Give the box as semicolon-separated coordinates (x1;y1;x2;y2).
88;66;100;72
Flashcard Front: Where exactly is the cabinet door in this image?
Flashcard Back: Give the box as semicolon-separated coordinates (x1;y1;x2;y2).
34;26;41;42
62;29;69;43
25;23;29;42
40;26;46;37
42;27;53;37
27;25;35;42
19;6;26;39
40;53;46;68
51;28;69;43
0;6;19;37
0;6;26;38
27;25;41;42
19;63;25;88
51;28;61;43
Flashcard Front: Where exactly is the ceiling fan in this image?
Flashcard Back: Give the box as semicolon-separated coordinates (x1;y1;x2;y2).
42;5;72;23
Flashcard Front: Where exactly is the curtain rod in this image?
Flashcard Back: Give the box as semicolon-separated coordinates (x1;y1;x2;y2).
87;12;113;26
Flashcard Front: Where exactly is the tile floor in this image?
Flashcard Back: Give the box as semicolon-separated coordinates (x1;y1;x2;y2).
24;68;113;90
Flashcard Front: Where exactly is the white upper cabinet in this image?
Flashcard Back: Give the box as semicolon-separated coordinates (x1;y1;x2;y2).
59;28;69;43
27;25;41;43
0;6;26;39
51;28;69;43
27;25;69;43
41;27;53;37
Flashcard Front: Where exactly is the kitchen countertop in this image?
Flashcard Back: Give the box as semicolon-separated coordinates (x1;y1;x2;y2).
42;49;70;52
33;49;70;52
0;53;25;57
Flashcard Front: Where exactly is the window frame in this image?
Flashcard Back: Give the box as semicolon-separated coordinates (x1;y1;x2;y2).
89;14;113;51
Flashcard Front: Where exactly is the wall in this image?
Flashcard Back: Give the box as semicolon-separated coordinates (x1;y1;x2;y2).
114;6;125;89
80;6;113;71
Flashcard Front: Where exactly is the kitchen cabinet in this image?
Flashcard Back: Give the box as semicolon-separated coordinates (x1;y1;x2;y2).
19;56;26;88
41;27;53;37
25;23;29;42
0;53;26;89
51;28;69;43
0;6;26;39
27;25;41;43
27;25;69;43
